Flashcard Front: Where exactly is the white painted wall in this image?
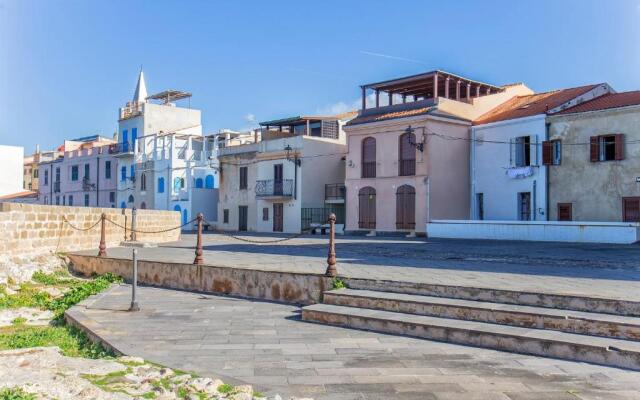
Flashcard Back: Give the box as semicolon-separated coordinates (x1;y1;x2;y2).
471;115;547;221
0;145;24;196
427;220;640;244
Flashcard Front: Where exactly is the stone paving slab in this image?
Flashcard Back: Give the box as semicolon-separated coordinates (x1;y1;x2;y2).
68;285;640;399
77;234;640;302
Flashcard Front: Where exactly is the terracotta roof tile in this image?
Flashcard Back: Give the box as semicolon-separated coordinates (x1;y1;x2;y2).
0;190;37;200
474;84;600;125
347;107;434;126
556;91;640;114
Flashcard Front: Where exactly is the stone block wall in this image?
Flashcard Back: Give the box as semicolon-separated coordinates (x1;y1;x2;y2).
0;203;181;257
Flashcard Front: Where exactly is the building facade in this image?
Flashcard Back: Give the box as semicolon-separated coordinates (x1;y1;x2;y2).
547;91;640;222
344;70;531;235
217;114;352;233
23;146;62;192
0;145;24;197
470;84;612;221
38;137;118;208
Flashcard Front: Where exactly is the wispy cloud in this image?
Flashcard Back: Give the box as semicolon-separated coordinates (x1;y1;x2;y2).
360;50;427;65
286;67;348;81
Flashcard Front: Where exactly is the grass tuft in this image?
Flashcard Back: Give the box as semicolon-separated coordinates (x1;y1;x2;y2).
0;387;36;400
217;383;233;394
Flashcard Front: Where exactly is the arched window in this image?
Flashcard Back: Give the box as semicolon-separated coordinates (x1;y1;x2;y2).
140;202;146;209
128;195;134;204
140;173;147;191
205;174;214;189
158;177;165;193
399;132;416;176
361;137;376;178
358;187;376;229
173;204;181;212
396;185;416;230
195;178;203;188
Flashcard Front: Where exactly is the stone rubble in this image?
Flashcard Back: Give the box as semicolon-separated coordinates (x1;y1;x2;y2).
0;253;65;286
0;307;54;327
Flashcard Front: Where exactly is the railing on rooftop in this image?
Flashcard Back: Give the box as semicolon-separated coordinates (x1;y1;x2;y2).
109;143;134;155
325;183;346;201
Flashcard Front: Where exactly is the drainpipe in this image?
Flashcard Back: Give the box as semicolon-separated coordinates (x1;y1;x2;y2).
545;122;550;220
96;156;100;207
533;179;537;221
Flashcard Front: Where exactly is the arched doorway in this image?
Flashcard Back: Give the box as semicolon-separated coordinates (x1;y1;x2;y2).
358;187;376;229
396;185;416;230
140;202;146;210
182;209;188;225
195;178;203;188
205;174;214;189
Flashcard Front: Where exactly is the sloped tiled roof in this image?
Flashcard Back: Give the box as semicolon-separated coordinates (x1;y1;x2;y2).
0;191;37;200
347;107;435;125
556;91;640;115
474;84;600;125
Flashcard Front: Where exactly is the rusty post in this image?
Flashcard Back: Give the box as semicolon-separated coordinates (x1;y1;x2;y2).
325;213;337;277
98;213;107;257
193;213;204;265
130;207;137;242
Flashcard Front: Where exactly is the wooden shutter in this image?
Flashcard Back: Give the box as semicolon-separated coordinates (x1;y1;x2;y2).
615;134;625;160
358;187;376;229
589;136;599;162
557;203;572;221
362;137;376;178
623;198;640;222
542;141;552;165
396;185;416;229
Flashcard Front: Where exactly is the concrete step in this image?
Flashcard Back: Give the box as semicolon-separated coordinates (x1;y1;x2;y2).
345;277;640;316
301;303;640;370
323;289;640;341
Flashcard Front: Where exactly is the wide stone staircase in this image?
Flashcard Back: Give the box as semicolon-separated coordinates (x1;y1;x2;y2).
301;284;640;370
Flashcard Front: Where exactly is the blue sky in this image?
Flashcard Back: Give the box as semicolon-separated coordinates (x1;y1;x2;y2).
1;0;639;154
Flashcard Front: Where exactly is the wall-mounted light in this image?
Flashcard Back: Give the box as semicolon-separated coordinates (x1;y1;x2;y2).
285;144;301;166
405;125;426;152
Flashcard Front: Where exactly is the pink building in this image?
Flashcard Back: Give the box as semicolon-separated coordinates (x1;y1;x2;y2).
39;135;119;208
343;70;532;235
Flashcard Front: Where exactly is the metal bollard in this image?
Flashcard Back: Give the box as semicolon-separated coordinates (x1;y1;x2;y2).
98;213;107;257
325;213;337;277
129;248;140;311
130;207;137;242
193;213;204;265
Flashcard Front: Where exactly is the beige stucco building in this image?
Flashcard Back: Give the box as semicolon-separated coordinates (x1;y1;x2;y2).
547;91;640;222
343;70;531;235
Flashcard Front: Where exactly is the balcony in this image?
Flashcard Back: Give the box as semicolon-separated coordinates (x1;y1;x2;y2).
82;177;95;191
325;183;345;203
255;179;294;199
109;143;134;157
53;181;61;193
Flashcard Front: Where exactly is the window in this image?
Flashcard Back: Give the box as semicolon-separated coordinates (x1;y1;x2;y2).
518;192;532;221
121;166;126;181
173;177;184;193
263;207;269;221
223;209;229;224
514;136;531;167
195;178;203;188
358;187;376;229
120;201;126;209
623;197;640;222
84;163;90;179
239;166;248;190
105;161;111;179
130;165;134;181
84;194;89;206
591;134;624;162
122;130;128;152
55;167;60;182
68;195;74;206
33;169;38;178
140;173;146;191
361;137;376;178
205;175;214;189
131;128;138;149
542;140;562;165
71;165;79;181
62;195;65;205
398;132;416;176
476;193;484;220
109;192;115;203
158;177;165;193
44;170;49;185
395;185;416;229
128;195;134;204
140;202;146;210
558;203;572;221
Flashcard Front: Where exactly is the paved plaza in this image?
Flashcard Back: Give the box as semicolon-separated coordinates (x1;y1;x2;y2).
69;284;640;400
82;234;640;301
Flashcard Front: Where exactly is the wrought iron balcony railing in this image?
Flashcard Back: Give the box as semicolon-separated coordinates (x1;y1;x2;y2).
109;142;134;155
255;179;294;198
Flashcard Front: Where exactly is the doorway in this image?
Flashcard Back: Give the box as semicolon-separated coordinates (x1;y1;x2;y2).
273;203;283;232
238;205;248;231
518;192;531;221
623;197;640;222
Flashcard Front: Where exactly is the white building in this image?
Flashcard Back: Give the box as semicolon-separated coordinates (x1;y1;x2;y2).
217;113;354;233
0;145;24;197
471;84;611;221
114;70;218;227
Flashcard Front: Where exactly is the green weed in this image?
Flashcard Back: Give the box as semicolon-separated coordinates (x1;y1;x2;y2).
0;387;36;400
331;278;346;290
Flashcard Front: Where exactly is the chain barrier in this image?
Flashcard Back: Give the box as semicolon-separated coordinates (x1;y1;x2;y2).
104;216;198;234
202;217;307;244
61;216;103;231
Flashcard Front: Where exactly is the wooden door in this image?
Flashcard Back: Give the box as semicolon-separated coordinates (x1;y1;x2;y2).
273;203;283;232
518;192;531;221
358;187;376;229
623;197;640;222
238;205;248;231
557;203;572;221
274;164;283;195
396;185;416;229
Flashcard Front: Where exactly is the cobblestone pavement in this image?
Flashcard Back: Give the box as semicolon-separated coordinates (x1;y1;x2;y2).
69;285;640;400
85;234;640;301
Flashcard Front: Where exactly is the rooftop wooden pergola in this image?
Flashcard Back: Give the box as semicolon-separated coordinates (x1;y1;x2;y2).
360;70;504;110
